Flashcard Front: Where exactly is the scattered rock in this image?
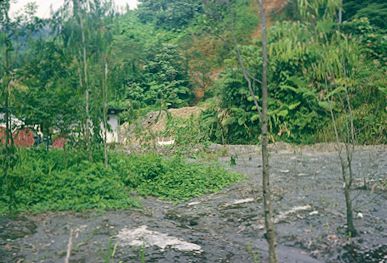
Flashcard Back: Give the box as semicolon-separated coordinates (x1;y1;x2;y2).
220;198;255;209
274;205;313;223
309;211;319;216
117;225;202;253
187;201;201;207
231;198;255;205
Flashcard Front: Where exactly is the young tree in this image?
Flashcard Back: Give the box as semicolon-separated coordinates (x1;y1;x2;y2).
91;0;115;167
58;0;93;157
313;34;360;236
0;0;12;150
57;0;110;157
0;0;19;211
257;0;278;262
298;0;359;236
15;39;81;145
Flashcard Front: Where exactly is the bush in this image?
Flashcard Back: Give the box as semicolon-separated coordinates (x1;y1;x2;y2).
0;149;138;213
0;149;241;213
110;152;241;201
136;156;241;201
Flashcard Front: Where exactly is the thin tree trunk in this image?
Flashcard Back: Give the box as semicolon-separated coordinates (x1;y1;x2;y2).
329;94;357;237
103;58;109;167
81;17;91;160
4;69;10;152
75;0;91;160
258;0;278;262
344;177;356;236
338;0;343;24
344;88;357;236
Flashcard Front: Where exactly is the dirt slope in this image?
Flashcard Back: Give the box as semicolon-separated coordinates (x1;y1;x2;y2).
120;106;204;145
252;0;288;38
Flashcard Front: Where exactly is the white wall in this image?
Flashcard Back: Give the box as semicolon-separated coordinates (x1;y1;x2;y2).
103;114;120;143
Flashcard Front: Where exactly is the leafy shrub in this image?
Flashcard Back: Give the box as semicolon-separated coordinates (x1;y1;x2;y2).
0;149;138;213
136;156;241;201
110;153;168;188
0;149;241;213
111;152;241;201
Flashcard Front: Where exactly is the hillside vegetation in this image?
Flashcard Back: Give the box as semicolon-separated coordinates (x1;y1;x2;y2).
1;0;385;146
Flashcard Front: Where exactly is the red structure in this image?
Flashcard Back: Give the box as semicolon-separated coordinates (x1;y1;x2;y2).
13;128;35;147
0;127;35;147
52;137;67;149
0;127;6;144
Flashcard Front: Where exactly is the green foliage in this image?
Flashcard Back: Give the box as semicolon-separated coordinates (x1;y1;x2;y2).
110;152;241;201
341;18;386;69
0;149;241;214
1;0;385;155
0;149;138;213
140;43;193;108
137;0;203;30
111;153;168;188
114;32;193;112
343;0;387;28
204;3;386;145
0;146;20;211
135;155;241;201
14;40;81;135
163;115;210;147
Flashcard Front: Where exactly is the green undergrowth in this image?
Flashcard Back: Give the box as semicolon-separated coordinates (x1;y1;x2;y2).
110;152;241;201
0;149;241;214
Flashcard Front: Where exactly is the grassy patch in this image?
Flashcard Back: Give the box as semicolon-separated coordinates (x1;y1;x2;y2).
0;149;241;214
111;153;241;201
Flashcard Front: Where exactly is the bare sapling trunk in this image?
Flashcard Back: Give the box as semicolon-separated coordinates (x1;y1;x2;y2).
338;0;343;24
329;88;357;237
4;61;11;153
75;0;91;160
258;0;278;262
81;16;91;160
103;58;109;167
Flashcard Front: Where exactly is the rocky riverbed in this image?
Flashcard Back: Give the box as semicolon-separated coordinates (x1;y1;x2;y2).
1;144;386;262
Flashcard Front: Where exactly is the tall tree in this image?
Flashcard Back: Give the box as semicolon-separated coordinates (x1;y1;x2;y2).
91;0;115;167
0;0;12;150
258;0;278;262
72;0;92;159
0;0;19;211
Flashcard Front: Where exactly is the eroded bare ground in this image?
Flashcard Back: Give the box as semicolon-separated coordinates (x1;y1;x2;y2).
1;144;386;263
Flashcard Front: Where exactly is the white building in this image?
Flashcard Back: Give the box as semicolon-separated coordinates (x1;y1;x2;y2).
0;112;24;130
101;108;122;144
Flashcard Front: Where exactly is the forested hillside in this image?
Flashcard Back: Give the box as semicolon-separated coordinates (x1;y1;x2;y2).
0;1;386;262
1;0;386;146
